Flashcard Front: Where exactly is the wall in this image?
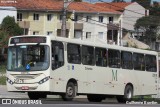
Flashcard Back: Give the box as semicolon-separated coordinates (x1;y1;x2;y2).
122;2;146;31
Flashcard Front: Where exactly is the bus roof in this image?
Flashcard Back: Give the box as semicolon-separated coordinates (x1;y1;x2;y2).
10;35;158;56
51;36;158;56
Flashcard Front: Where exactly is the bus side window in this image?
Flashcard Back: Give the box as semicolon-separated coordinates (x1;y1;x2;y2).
133;53;145;71
108;49;120;68
145;55;157;72
95;47;107;67
82;45;94;66
121;51;133;69
67;43;81;64
52;41;64;70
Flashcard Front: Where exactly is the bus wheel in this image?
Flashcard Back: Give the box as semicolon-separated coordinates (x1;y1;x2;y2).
28;92;40;99
87;94;104;102
61;82;76;101
116;85;133;103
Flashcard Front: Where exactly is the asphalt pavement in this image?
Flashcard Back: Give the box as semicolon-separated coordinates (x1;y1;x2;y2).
0;85;27;98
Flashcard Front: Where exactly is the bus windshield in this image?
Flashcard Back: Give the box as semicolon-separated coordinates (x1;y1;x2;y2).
7;45;50;71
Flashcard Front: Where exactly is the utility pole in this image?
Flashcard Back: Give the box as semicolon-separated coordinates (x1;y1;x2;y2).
119;20;122;46
61;0;71;38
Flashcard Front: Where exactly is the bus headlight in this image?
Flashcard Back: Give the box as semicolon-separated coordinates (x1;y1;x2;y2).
6;77;14;85
38;76;50;84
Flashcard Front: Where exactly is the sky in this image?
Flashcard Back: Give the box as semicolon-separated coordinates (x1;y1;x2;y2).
83;0;160;3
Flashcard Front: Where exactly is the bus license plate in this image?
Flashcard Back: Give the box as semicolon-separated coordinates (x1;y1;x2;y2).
21;86;29;90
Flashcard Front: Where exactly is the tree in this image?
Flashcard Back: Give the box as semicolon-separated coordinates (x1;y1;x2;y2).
0;16;23;54
112;0;125;2
1;16;23;36
150;1;160;16
134;16;160;45
131;0;151;9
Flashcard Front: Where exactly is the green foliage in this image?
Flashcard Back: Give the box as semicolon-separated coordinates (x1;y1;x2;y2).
134;16;160;44
0;16;23;48
133;1;160;50
1;16;23;36
0;64;6;73
0;76;6;85
131;0;151;9
0;64;6;85
0;31;8;47
150;2;160;16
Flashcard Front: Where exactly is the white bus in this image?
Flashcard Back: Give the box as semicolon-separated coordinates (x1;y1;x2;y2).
6;35;159;102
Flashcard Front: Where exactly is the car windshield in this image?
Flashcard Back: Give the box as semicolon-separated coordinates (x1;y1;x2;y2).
7;45;50;71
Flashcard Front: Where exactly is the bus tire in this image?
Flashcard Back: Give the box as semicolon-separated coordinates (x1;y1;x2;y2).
28;92;40;99
87;94;104;102
116;85;133;103
61;82;76;101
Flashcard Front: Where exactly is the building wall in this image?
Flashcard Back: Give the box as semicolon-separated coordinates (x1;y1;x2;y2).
74;13;121;41
18;10;121;42
20;11;59;36
122;2;146;31
28;12;45;35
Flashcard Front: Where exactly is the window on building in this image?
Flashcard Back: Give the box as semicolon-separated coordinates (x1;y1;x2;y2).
98;32;103;39
74;14;78;22
86;32;91;39
99;16;103;23
67;43;81;64
109;16;113;23
95;48;107;67
86;16;91;22
33;31;39;35
17;13;22;21
59;15;63;21
133;53;145;71
82;45;94;65
57;29;61;37
47;31;53;36
52;41;64;70
108;49;120;68
145;55;157;72
121;51;133;69
47;14;53;21
24;29;29;35
74;30;82;39
33;13;39;20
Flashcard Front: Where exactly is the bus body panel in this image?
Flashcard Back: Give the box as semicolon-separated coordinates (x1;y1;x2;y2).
6;35;159;97
7;70;51;92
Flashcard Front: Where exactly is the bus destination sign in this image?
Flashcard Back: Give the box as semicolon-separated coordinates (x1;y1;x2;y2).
10;37;46;44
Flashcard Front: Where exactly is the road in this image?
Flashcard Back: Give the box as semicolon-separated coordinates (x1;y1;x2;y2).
0;85;160;107
0;85;27;98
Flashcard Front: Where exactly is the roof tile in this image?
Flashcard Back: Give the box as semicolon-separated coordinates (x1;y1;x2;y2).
0;0;121;14
95;2;132;11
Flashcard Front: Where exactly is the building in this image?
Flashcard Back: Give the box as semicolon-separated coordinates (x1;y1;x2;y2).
0;0;122;45
95;2;148;39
